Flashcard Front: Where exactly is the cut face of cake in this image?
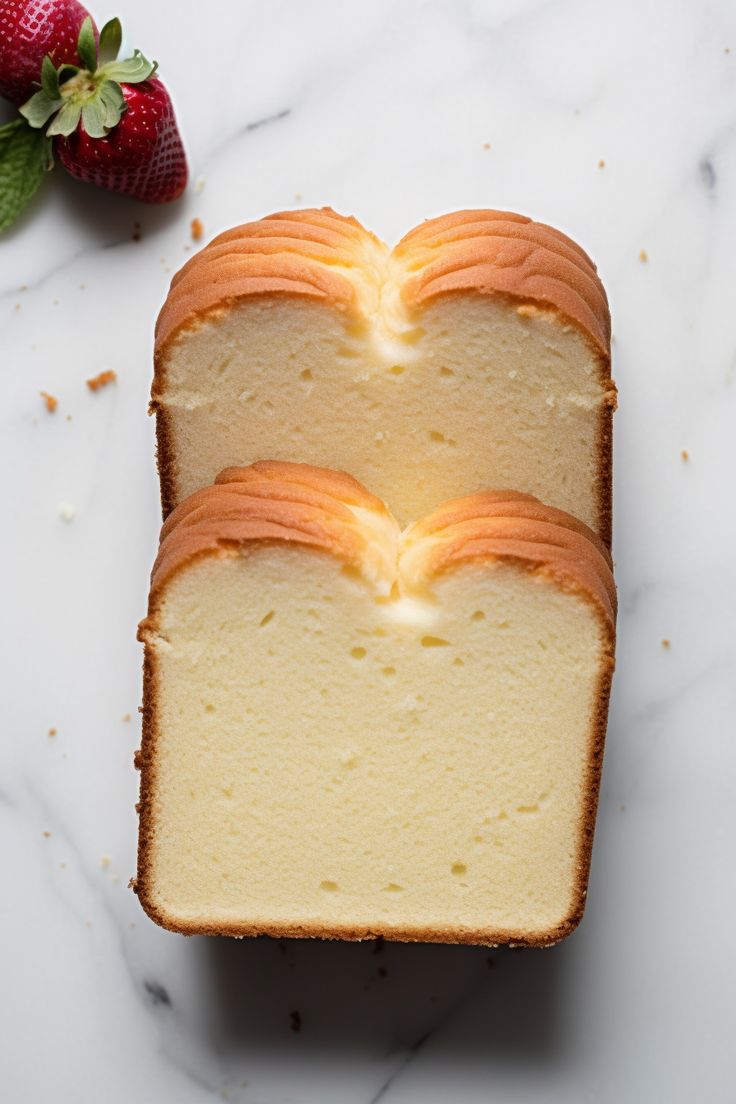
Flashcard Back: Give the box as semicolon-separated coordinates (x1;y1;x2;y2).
153;209;615;539
136;462;616;945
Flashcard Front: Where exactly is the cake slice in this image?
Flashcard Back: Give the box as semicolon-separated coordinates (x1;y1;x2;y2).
152;208;615;539
135;461;616;945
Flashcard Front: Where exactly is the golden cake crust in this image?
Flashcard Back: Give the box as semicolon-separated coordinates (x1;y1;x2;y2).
147;460;397;598
135;463;616;946
153;206;610;357
153;208;380;354
402;489;616;624
394;209;610;357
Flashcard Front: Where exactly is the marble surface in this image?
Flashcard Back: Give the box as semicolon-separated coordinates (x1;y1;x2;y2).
3;0;736;1100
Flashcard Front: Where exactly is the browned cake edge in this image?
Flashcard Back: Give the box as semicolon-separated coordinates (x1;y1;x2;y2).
133;463;616;947
151;207;614;541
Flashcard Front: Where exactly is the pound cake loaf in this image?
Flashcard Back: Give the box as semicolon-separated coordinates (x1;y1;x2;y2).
152;208;615;539
135;461;616;945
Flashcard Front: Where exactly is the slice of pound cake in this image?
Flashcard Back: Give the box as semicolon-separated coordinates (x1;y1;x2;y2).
135;461;616;945
153;209;615;539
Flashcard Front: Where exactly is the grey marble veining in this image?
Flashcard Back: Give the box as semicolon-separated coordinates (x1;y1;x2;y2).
2;0;736;1101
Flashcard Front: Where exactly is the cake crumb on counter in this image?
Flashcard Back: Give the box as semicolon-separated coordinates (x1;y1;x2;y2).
100;855;111;869
191;217;204;241
48;728;57;737
57;502;75;522
87;369;117;392
598;159;606;168
662;639;671;649
40;391;58;413
639;249;648;262
122;713;132;723
681;449;689;461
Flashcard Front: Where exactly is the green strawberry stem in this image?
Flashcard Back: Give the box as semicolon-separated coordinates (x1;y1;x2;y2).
19;17;157;140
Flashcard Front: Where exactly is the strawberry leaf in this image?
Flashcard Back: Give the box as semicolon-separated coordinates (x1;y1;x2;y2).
98;18;122;65
77;16;98;72
0;120;53;233
81;99;108;139
41;56;61;100
19;89;63;129
98;81;126;128
102;51;157;84
46;100;83;138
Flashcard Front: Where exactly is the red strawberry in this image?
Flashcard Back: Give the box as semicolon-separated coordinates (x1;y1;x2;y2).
56;76;187;203
19;15;187;203
0;0;96;105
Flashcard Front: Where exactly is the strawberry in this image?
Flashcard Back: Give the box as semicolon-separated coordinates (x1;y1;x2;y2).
0;14;187;230
55;75;187;203
0;0;96;105
19;15;187;203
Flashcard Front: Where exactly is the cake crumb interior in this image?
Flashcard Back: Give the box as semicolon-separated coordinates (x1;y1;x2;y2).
144;546;606;941
161;293;605;529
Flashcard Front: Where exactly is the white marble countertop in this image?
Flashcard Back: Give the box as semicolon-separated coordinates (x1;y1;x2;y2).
3;1;736;1100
